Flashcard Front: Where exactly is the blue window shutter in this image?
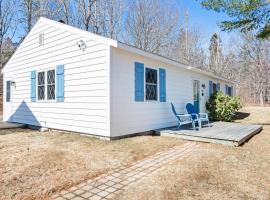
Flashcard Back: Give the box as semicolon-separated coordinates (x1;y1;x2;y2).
31;70;36;102
209;81;213;96
159;68;166;102
56;65;65;102
231;86;234;96
135;62;144;101
217;83;220;91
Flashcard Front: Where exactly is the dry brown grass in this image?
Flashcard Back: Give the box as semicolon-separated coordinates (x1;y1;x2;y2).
114;107;270;200
0;129;185;200
234;106;270;124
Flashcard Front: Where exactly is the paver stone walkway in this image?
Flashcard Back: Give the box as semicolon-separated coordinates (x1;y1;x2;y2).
53;142;200;200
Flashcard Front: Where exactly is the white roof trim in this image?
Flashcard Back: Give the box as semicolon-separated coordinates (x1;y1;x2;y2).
117;42;235;84
39;17;118;47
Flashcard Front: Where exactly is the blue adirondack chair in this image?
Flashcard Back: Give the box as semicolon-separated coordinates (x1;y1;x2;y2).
186;103;210;128
171;103;196;130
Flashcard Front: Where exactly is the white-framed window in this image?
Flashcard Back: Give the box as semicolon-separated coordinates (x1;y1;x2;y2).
145;67;158;101
37;69;56;101
47;69;55;100
37;71;45;100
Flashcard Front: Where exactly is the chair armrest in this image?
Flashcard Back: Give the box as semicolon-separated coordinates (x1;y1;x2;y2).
176;114;192;117
176;114;192;121
191;113;199;119
199;113;209;119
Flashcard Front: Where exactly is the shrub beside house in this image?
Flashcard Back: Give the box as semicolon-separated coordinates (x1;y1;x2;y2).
206;91;242;122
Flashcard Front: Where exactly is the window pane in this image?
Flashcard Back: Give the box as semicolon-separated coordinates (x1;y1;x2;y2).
146;85;157;100
47;85;55;100
47;70;55;84
47;70;55;100
38;72;45;85
38;86;45;100
38;72;45;100
146;68;157;84
145;68;158;100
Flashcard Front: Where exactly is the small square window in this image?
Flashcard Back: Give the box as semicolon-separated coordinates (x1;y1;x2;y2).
38;71;45;100
39;33;44;45
145;68;158;100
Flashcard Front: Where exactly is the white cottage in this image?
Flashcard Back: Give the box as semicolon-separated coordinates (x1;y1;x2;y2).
2;18;234;139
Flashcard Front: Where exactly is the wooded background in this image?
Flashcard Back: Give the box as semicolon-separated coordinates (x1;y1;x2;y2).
0;0;269;106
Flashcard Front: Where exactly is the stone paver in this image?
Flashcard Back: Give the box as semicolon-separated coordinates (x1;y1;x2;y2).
52;142;199;200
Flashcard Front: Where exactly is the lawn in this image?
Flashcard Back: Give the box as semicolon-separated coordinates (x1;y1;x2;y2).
234;106;270;124
0;129;185;200
114;107;270;200
1;106;269;200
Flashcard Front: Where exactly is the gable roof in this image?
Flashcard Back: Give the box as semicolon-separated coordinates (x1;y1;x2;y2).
2;17;234;84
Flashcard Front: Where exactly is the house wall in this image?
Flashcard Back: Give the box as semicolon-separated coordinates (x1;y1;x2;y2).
3;20;111;137
110;47;229;137
0;74;2;114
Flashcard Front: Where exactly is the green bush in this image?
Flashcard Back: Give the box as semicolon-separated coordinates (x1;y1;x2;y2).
206;91;242;122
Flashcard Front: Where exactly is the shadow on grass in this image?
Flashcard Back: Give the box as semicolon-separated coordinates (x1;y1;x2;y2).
233;112;250;120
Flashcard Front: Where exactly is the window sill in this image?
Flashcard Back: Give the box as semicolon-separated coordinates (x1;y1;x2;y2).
36;100;57;103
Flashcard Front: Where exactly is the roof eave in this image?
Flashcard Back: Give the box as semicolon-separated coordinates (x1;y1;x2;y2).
117;43;235;84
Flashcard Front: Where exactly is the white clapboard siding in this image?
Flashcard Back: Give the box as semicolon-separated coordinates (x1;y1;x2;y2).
11;102;107;110
110;47;229;137
3;18;111;137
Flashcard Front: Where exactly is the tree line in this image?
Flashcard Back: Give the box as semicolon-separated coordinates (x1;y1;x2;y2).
0;0;269;105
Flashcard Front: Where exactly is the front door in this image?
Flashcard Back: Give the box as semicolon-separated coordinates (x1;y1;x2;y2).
193;80;200;113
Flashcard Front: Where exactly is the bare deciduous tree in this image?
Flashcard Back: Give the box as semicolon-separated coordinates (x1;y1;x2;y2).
76;0;96;32
56;0;74;25
169;26;207;68
124;0;179;54
96;0;125;40
237;33;270;105
20;0;40;36
0;0;17;68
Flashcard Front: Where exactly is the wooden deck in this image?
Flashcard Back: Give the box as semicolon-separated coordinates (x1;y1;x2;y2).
155;122;263;146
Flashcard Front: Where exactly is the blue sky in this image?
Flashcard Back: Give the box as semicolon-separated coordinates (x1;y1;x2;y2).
176;0;237;48
176;0;229;33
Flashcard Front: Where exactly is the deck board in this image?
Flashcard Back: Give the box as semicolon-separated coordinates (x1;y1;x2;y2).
156;122;262;146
